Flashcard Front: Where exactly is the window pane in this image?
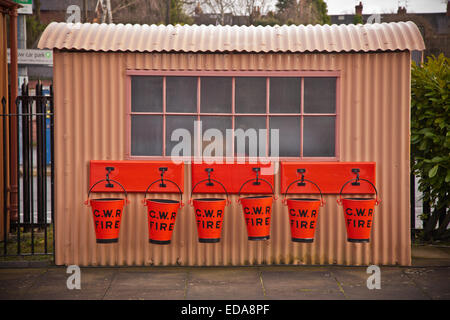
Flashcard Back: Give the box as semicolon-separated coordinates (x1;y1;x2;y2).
166;77;197;113
269;116;300;157
269;77;301;113
303;116;335;157
200;77;232;113
201;116;232;156
235;116;267;157
166;116;196;157
304;77;336;113
131;115;163;156
235;77;266;113
131;76;162;112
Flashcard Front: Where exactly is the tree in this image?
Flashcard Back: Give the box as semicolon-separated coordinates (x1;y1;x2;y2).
411;54;450;241
353;14;363;24
170;0;194;24
95;0;193;25
275;0;330;25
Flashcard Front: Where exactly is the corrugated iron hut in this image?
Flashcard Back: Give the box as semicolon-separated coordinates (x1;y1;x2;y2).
38;22;425;266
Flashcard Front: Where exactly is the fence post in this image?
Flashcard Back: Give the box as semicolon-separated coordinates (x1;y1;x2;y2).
1;97;7;251
410;171;415;241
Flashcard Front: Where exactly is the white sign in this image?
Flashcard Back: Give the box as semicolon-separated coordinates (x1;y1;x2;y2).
7;49;53;66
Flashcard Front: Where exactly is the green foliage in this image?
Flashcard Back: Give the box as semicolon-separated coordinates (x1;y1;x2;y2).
276;0;294;13
275;0;329;25
314;0;330;25
353;14;363;24
170;0;193;25
254;12;281;26
411;54;450;240
26;15;47;48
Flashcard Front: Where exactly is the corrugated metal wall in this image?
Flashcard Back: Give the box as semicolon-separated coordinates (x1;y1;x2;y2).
53;50;411;266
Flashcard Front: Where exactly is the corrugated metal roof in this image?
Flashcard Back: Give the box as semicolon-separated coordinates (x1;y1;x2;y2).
38;21;425;53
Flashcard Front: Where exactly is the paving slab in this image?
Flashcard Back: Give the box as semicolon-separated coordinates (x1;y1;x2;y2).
0;268;46;299
104;269;187;300
261;267;345;300
21;267;114;300
331;267;429;300
403;267;450;300
186;268;264;300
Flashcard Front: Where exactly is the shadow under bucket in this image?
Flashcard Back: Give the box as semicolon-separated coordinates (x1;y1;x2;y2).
286;198;321;243
90;198;125;244
146;199;181;245
240;195;273;241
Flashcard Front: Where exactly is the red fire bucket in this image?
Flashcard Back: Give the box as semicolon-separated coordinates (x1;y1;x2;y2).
86;179;128;244
238;177;276;241
283;179;325;243
337;178;381;243
143;178;183;245
190;178;229;243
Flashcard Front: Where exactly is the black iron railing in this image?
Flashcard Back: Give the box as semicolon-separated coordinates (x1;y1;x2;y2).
1;82;54;258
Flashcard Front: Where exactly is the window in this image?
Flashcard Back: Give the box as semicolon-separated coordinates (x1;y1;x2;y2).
129;73;338;159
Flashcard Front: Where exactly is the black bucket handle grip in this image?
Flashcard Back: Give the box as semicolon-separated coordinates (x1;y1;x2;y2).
337;178;381;206
237;178;276;203
85;179;129;206
189;178;230;206
143;179;184;207
282;179;325;207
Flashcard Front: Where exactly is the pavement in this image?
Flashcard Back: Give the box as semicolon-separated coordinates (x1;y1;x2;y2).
0;245;449;300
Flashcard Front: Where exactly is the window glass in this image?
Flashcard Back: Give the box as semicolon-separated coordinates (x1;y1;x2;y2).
166;116;197;157
201;77;232;113
304;77;336;113
269;77;301;113
235;77;266;113
130;75;337;158
131;76;162;112
201;116;232;156
235;116;267;157
269;116;301;157
166;77;197;113
303;116;335;157
131;115;162;155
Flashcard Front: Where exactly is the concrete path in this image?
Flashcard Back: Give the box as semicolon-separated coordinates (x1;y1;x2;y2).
0;265;449;300
0;245;449;300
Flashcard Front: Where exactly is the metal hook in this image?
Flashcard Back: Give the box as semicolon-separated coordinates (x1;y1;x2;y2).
351;168;360;186
252;167;261;185
159;167;168;188
205;168;214;186
297;169;306;186
105;167;114;188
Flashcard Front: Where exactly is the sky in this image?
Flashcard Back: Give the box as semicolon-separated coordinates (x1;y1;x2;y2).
322;0;448;14
265;0;448;14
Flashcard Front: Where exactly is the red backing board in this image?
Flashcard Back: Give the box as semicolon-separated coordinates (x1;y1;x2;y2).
89;161;184;193
191;162;275;195
281;162;376;195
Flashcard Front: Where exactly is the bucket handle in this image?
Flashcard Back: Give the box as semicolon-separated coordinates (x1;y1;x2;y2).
85;179;129;206
237;178;277;203
143;179;184;208
189;178;230;206
337;178;381;206
282;179;325;207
